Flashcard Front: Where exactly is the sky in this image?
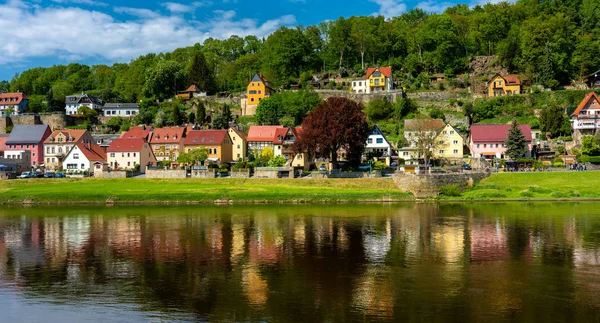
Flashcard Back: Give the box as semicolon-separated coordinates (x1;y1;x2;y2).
0;0;499;82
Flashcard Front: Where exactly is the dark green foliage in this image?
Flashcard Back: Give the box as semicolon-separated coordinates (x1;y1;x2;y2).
581;135;600;156
580;156;600;163
504;119;527;159
539;104;568;138
440;184;461;197
187;51;215;94
143;60;185;100
211;104;233;129
365;97;394;121
255;90;321;126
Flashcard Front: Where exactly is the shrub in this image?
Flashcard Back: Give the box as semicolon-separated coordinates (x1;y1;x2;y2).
465;190;507;199
528;186;552;194
580;156;600;164
134;164;140;172
504;187;513;192
372;161;387;170
208;163;219;169
440;184;461;197
520;191;533;198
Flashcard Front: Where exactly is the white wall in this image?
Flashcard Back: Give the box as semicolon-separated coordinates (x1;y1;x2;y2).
62;146;91;171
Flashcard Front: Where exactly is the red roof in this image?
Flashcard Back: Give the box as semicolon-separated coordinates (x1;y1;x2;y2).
149;127;185;144
185;85;201;92
184;130;228;145
0;92;28;105
74;143;106;162
247;126;287;143
503;75;520;85
470;124;532;142
44;129;89;144
0;136;7;151
121;126;152;140
366;66;392;79
107;138;146;152
572;92;600;117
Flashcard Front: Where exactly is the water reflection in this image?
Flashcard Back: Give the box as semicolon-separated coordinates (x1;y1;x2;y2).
0;203;599;322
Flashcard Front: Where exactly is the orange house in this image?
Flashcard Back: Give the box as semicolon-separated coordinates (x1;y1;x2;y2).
247;73;275;104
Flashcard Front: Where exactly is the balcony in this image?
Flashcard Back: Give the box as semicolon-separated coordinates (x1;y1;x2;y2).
575;123;597;130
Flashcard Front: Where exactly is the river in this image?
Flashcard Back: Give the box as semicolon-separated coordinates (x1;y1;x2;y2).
0;203;599;322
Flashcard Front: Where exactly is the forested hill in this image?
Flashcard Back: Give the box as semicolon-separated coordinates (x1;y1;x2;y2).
1;0;599;112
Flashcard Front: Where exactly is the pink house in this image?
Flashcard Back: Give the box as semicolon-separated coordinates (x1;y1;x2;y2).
470;124;532;159
4;125;52;168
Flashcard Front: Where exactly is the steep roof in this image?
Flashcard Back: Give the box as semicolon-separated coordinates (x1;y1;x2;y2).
184;130;229;145
0;92;28;105
366;66;392;79
71;143;106;162
6;125;50;144
103;103;139;109
185;84;201;92
490;73;521;85
229;127;248;140
404;119;445;132
150;127;186;144
470;124;532;142
121;126;153;140
249;73;274;90
44;129;89;144
65;93;103;105
0;134;8;151
571;92;600;117
107;138;146;152
247;125;286;143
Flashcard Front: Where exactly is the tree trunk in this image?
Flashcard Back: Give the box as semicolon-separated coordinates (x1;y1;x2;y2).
339;50;344;69
361;51;365;71
331;148;338;170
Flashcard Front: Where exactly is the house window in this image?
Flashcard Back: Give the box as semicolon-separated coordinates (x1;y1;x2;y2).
73;153;79;159
453;140;458;145
353;82;356;86
483;144;487;148
67;164;77;169
81;163;85;169
368;139;373;144
127;162;131;166
439;150;444;154
403;152;408;156
476;144;480;148
450;131;454;135
133;153;136;157
122;153;125;157
443;131;447;134
214;148;218;154
32;153;35;157
454;149;459;154
496;144;499;148
237;145;240;149
251;98;254;102
376;138;383;144
110;153;115;157
58;148;62;154
127;153;130;157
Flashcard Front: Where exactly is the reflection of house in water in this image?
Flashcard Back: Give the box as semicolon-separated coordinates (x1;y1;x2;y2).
363;219;391;264
242;267;268;307
352;267;394;318
471;223;509;262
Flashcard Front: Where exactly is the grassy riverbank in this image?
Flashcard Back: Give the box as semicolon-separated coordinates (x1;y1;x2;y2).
459;172;600;200
0;178;411;204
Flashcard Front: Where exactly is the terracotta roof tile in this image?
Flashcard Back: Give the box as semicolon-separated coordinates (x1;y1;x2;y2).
149;127;186;144
107;138;146;152
571;92;600;117
44;129;89;144
184;130;228;145
229;127;247;140
121;126;153;140
0;92;28;105
366;66;392;79
470;124;532;142
74;143;106;162
247;126;287;143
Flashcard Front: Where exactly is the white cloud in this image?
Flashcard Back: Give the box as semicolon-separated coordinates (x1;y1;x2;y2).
51;0;108;7
0;1;296;66
369;0;407;18
416;1;454;13
161;1;210;14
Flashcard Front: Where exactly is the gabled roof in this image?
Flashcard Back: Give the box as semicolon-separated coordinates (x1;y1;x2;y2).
6;125;50;144
65;93;103;105
184;130;229;145
103;103;139;109
470;124;532;142
367;125;393;147
107;138;146;152
247;125;286;143
249;73;274;90
0;92;28;105
404;119;445;132
572;92;600;117
149;127;186;144
0;134;8;151
490;73;521;85
44;129;89;144
185;84;201;92
366;66;392;79
229;127;248;140
121;126;153;140
70;143;106;162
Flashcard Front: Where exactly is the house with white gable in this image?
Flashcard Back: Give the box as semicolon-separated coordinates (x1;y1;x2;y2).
62;143;106;174
65;93;104;115
571;92;600;143
364;125;393;157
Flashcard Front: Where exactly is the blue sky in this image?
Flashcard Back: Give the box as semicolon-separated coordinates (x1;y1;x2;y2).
0;0;496;82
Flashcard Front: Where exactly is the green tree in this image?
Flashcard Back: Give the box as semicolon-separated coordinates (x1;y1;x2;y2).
187;51;215;93
211;104;232;129
365;97;394;121
581;135;600;156
255;98;281;125
143;60;184;100
504;119;527;159
268;156;287;167
539;104;567;138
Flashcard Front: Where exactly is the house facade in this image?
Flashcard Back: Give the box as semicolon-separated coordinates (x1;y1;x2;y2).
0;92;28;115
470;124;532;159
62;143;106;174
5;124;52;167
433;124;463;160
149;127;186;162
351;79;369;93
44;129;93;171
107;138;156;172
487;74;521;97
121;125;153;140
366;67;393;93
247;73;275;105
364;125;393;157
103;103;139;117
247;126;287;155
65;93;104;115
281;127;308;169
183;130;233;164
228;127;247;161
571;92;600;142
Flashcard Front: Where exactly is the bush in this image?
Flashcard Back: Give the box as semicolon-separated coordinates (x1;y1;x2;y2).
465;190;507;199
440;184;461;197
134;164;140;172
208;163;219;169
528;186;552;194
520;191;533;198
580;156;600;164
372;161;387;170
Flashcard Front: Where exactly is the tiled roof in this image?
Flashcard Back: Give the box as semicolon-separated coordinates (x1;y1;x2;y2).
44;129;89;144
6;125;50;144
185;85;201;92
250;73;274;90
0;92;28;105
65;93;103;105
103;103;139;109
107;138;146;152
503;75;520;85
0;134;8;151
366;66;392;79
229;127;247;140
571;92;600;117
149;127;185;144
470;124;532;142
184;130;228;145
247;126;286;143
404;119;445;132
121;126;153;140
73;143;106;162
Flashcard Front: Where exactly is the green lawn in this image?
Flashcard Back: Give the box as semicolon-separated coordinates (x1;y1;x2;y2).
459;172;600;200
0;178;412;204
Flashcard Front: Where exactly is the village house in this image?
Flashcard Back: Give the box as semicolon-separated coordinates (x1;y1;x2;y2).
242;73;275;116
281;127;308;169
176;84;206;100
65;93;104;115
487;74;521;97
228;127;247;161
367;67;394;93
183;130;233;164
62;143;106;174
0;92;28;115
435;124;464;160
364;125;394;157
4;124;51;168
400;119;463;165
571;92;600;142
121;125;153;141
43;129;93;171
107;138;156;172
103;103;139;117
92;133;122;151
470;124;532;159
247;125;288;156
149;127;186;163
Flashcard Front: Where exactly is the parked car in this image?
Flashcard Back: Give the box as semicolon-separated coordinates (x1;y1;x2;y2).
44;172;55;178
34;172;44;178
462;164;472;170
55;172;65;178
319;165;327;171
18;172;33;179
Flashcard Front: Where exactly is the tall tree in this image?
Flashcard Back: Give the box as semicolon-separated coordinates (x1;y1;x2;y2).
329;17;351;69
539;104;567;138
187;52;215;93
504;119;527;159
255;98;281;125
143;60;184;100
293;97;369;168
211;104;233;129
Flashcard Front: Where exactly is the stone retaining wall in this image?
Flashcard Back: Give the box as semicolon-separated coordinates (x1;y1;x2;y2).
40;114;67;130
145;169;186;178
230;169;251;178
255;167;294;178
191;169;217;178
95;171;129;178
393;172;490;197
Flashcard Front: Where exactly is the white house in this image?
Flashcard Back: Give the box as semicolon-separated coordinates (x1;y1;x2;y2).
571;92;600;143
62;143;106;174
364;125;393;156
65;93;104;115
103;103;140;117
350;79;369;93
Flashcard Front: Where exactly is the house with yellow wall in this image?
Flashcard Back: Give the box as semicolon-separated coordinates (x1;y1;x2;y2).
247;73;274;105
183;130;233;164
228;127;247;161
365;67;393;93
488;74;521;97
432;124;463;160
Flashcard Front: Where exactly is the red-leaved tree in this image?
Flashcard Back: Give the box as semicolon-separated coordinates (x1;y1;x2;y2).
293;97;369;168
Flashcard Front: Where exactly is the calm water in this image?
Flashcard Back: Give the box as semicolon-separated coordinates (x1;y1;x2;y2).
0;203;599;322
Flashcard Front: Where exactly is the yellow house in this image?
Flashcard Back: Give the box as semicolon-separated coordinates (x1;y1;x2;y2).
247;73;274;105
488;74;521;97
433;124;463;160
183;130;233;164
107;138;156;173
366;67;393;93
228;127;247;161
